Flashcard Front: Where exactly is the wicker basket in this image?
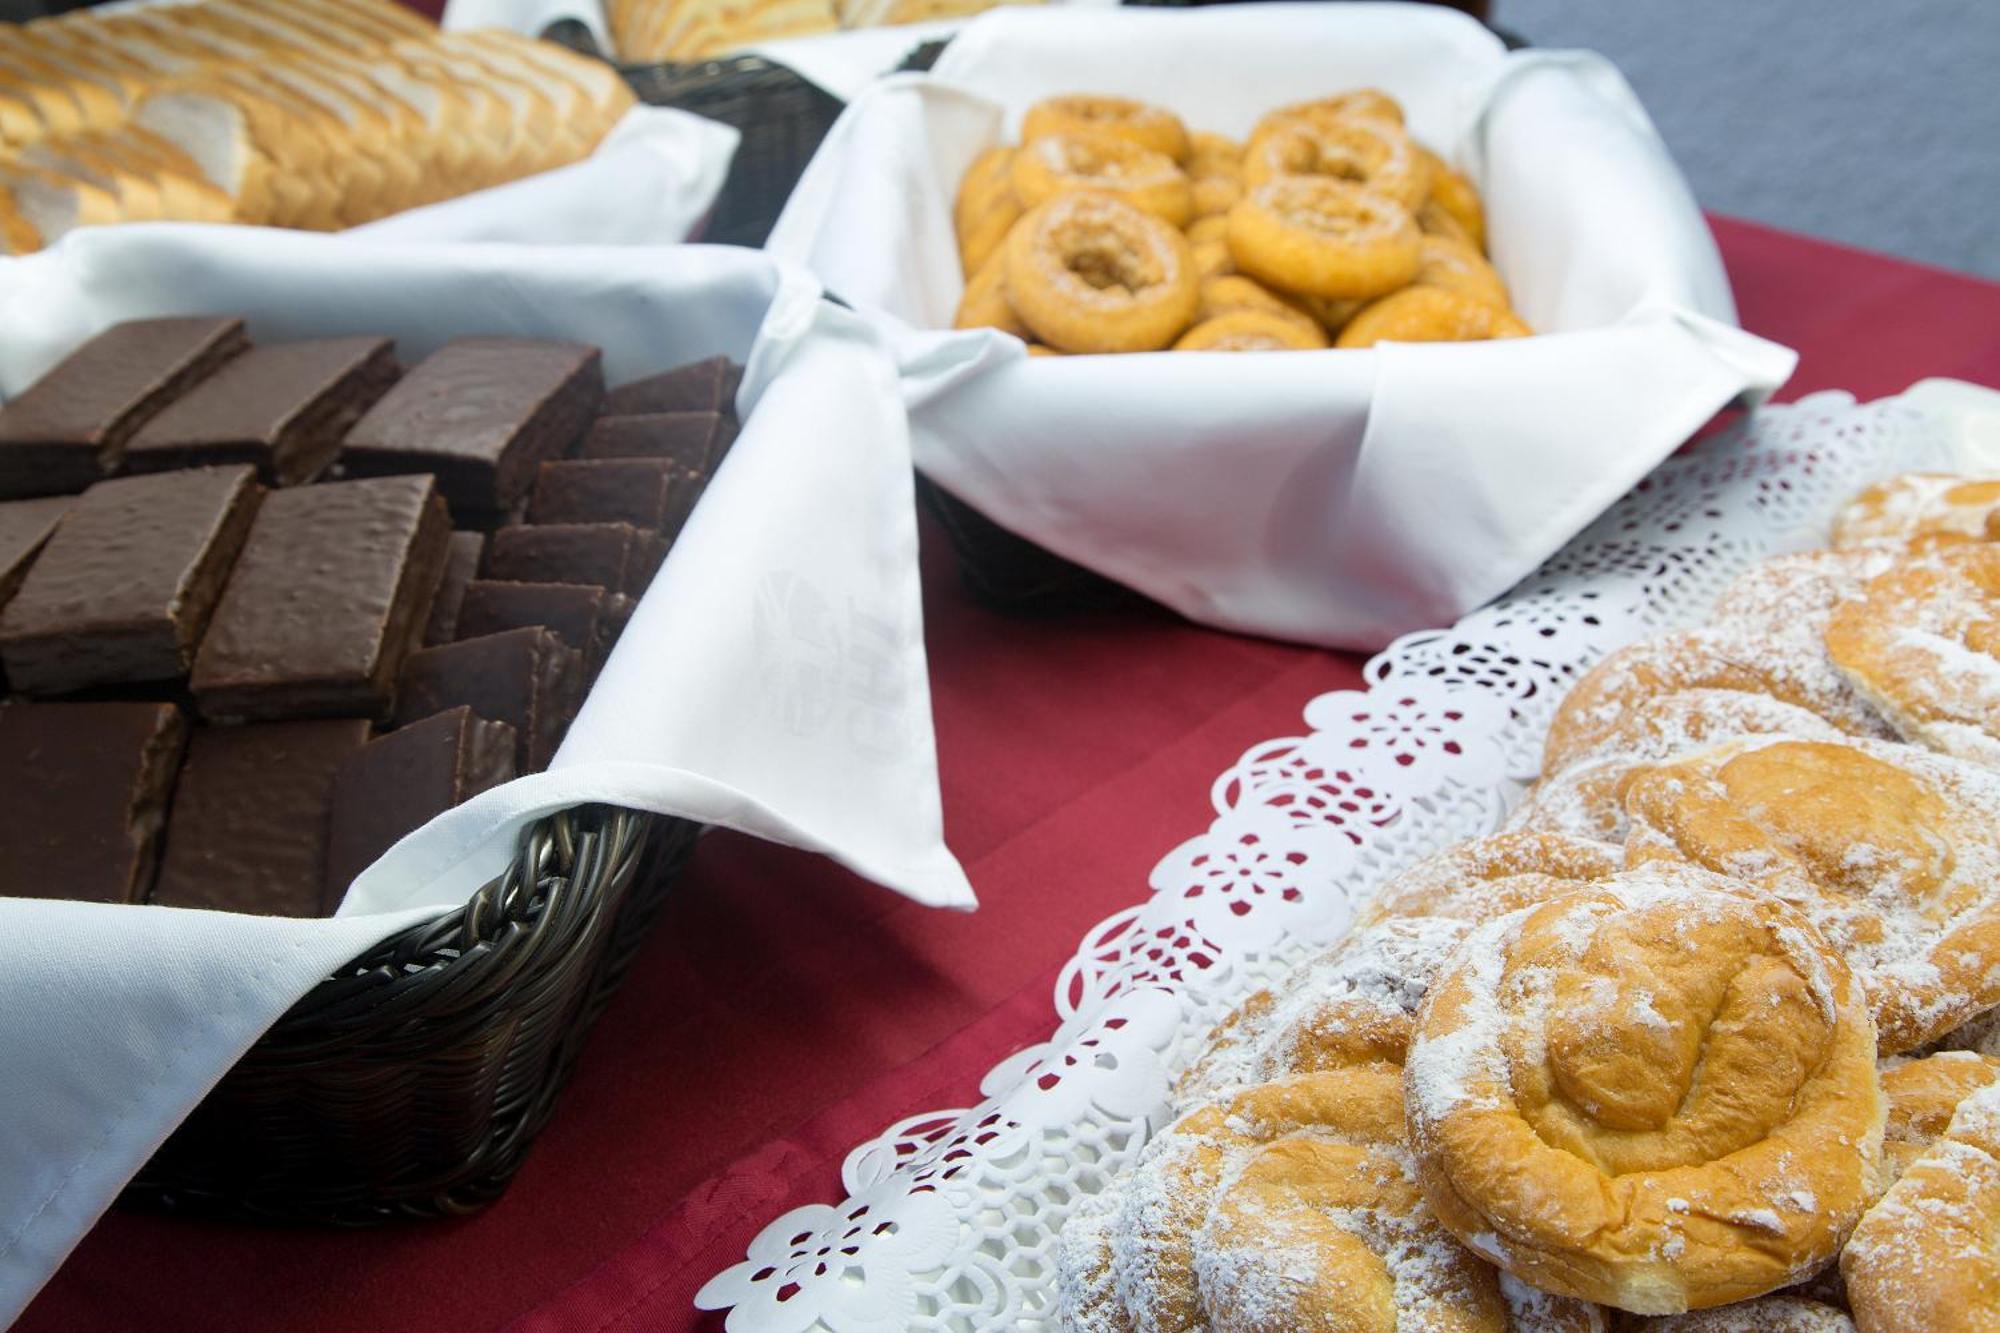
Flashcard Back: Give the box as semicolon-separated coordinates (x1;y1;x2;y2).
541;20;845;249
124;807;698;1223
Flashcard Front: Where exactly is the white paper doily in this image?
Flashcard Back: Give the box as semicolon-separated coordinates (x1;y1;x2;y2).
696;391;1952;1331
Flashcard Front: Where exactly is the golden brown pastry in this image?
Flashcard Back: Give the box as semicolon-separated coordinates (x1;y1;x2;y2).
1541;627;1895;777
1824;544;2000;767
1360;829;1619;924
1405;865;1884;1314
1612;1296;1855;1331
1002;192;1197;354
1831;472;2000;553
1511;689;1844;843
1879;1050;2000;1186
1842;1080;2000;1333
1176;914;1472;1106
1089;1067;1604;1332
1020;94;1190;164
1620;735;2000;1052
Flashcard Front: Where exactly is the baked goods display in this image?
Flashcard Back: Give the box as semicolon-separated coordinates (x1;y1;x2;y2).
1059;470;2000;1330
953;91;1531;354
0;0;634;252
604;0;1041;63
0;316;743;915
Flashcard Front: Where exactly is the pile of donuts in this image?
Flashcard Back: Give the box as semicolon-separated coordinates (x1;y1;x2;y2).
1057;472;2000;1332
952;90;1531;355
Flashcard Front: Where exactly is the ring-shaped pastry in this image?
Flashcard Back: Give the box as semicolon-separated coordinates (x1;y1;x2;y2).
1419;146;1488;252
1020;93;1190;163
1249;88;1406;149
1334;285;1530;348
1010;130;1193;227
952;244;1029;337
1172;309;1328;351
1186;129;1243;178
1243;117;1431;211
1411;233;1509;309
1195;273;1320;331
1227;177;1420;300
1189;173;1242;219
1002;191;1198;354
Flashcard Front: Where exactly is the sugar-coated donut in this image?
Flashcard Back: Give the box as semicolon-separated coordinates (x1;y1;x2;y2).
1173;309;1328;351
1243;117;1431;211
1249;88;1406;149
1406;864;1884;1314
1021;94;1190;163
1419;197;1478;248
1843;1080;2000;1333
1620;735;2000;1053
958;190;1023;280
1419;147;1488;253
1832;472;2000;552
1824;545;2000;767
1011;131;1194;227
953;245;1029;337
1186;130;1242;178
1194;274;1321;331
1186;212;1230;247
1227;177;1420;299
1412;233;1509;309
954;146;1020;276
1003;192;1199;354
1335;285;1530;348
1188;174;1242;219
1189;235;1234;281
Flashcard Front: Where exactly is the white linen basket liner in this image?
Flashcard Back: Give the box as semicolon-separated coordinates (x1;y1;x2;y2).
767;3;1801;649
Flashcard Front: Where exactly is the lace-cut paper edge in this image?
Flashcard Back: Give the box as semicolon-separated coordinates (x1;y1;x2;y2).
696;391;1953;1332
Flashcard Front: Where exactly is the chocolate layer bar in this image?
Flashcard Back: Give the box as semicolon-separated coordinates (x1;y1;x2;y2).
456;579;614;671
151;719;372;916
124;337;399;485
579;411;736;472
483;522;664;597
0;316;247;497
191;475;450;721
324;706;517;900
0;466;262;694
0;700;188;903
422;531;486;646
341;338;603;515
395;627;582;772
601;356;739;417
0;495;72;610
526;458;704;535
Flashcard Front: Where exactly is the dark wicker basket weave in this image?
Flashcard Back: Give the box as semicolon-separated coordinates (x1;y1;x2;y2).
124;807;698;1224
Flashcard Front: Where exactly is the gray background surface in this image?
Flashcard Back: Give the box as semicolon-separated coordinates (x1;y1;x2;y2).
1497;0;2000;278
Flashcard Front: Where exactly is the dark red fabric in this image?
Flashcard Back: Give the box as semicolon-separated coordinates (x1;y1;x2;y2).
19;218;2000;1333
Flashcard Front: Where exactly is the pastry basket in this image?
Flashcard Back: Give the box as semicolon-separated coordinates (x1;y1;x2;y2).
124;807;698;1223
546;19;845;248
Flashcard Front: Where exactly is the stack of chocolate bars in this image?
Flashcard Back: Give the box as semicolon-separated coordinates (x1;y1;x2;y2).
0;315;742;916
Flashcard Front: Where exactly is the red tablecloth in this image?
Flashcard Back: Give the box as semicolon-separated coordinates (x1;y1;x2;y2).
19;218;2000;1333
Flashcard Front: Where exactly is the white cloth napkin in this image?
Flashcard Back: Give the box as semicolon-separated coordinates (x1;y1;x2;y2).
766;3;1801;649
0;229;966;1327
351;106;739;246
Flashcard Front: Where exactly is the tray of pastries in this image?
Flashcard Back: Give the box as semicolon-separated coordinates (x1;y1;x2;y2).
1060;464;2000;1330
